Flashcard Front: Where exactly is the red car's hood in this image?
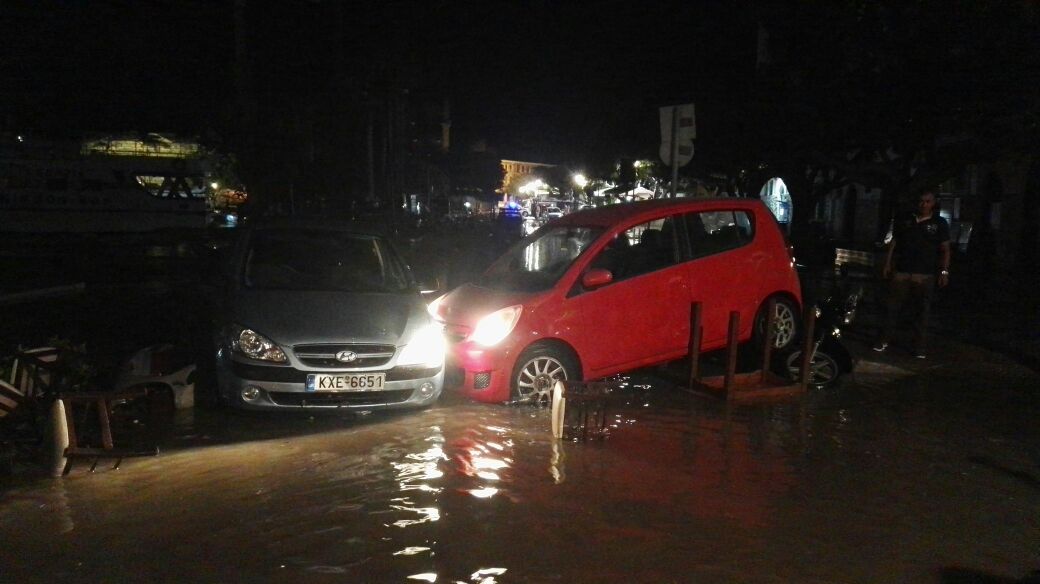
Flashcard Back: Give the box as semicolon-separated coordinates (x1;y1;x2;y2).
434;283;536;328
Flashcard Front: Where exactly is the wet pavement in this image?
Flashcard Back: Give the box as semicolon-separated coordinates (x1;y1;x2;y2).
2;332;1039;583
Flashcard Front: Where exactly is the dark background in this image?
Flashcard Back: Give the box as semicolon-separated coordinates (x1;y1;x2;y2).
2;1;1038;211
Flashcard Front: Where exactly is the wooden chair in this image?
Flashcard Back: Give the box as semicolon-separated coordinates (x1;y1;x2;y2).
0;379;26;421
551;380;631;441
2;347;159;475
57;387;159;474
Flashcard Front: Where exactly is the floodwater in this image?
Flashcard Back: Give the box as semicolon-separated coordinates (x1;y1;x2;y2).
2;342;1039;584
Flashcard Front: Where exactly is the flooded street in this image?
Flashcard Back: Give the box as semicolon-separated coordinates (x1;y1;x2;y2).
4;0;1040;579
2;338;1038;583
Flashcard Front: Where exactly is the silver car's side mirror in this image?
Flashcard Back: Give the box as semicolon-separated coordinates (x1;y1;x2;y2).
417;279;440;296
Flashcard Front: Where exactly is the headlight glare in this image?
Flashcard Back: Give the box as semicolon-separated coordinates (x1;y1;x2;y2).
470;305;523;347
398;324;446;367
427;293;446;321
231;327;287;363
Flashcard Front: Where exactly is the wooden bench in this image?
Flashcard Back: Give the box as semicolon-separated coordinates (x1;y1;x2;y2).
834;248;877;274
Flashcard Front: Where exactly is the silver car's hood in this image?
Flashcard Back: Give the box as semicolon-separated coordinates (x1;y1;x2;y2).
231;289;423;346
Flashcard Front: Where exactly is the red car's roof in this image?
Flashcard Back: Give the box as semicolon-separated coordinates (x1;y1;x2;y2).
555;197;769;228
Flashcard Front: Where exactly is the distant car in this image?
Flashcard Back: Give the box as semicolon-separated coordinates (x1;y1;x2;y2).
215;219;444;411
430;198;802;404
544;206;564;220
502;204;523;218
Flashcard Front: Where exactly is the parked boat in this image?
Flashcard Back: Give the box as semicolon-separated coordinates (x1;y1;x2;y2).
0;133;215;233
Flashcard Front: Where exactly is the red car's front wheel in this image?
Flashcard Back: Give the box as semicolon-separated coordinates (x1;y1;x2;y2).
511;344;579;405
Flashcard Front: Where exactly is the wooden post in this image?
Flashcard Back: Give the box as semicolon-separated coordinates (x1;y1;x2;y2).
724;311;739;397
551;381;565;439
688;302;703;387
61;397;77;476
798;308;816;391
760;298;776;383
97;397;114;450
798;308;815;439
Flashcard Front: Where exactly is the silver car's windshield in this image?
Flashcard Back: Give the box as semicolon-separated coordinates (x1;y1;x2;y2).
477;225;603;292
244;229;410;292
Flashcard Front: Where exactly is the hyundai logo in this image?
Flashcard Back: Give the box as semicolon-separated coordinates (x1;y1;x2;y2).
335;350;359;363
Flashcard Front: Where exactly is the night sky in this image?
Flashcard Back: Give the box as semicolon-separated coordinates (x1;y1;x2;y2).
2;1;1037;182
2;3;752;161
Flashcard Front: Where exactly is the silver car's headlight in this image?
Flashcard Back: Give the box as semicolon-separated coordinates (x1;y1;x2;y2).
397;324;446;367
230;327;288;363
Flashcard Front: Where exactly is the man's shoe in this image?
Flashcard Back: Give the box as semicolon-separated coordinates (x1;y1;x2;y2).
872;341;888;352
913;352;926;359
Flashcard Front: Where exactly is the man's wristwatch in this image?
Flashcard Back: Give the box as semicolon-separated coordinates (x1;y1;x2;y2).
940;269;949;276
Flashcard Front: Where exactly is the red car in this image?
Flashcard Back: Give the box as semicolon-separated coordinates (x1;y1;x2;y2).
429;198;802;403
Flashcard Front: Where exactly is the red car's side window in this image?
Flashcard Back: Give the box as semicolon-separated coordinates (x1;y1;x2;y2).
683;210;754;259
587;216;680;284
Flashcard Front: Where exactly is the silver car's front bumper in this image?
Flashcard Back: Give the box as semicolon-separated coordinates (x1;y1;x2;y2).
217;355;444;411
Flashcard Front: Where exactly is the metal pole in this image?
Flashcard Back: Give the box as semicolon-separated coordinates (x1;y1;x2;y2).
670;106;679;198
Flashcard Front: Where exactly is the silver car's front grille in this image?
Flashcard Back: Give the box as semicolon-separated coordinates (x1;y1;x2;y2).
267;389;413;407
293;344;395;368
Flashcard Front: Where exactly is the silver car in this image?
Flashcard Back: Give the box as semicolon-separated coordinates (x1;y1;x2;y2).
215;219;444;411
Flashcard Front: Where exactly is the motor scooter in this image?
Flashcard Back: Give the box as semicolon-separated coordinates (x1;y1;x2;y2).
778;280;859;389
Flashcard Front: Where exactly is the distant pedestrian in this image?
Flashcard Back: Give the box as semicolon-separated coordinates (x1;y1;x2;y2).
874;188;951;358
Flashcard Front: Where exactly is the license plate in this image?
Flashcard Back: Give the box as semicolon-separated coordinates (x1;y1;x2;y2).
306;373;385;392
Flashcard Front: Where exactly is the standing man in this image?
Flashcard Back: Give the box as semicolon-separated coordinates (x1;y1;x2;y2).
874;188;951;358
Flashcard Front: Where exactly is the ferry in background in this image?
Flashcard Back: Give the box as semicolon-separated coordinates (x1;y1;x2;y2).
0;133;237;233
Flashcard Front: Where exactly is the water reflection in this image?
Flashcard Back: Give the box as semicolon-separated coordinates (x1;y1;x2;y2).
445;425;514;500
394;546;432;556
392;443;446;493
470;567;508;583
0;397;802;577
549;440;565;484
3;361;1036;583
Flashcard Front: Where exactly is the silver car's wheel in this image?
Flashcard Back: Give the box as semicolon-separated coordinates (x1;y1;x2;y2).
512;346;577;406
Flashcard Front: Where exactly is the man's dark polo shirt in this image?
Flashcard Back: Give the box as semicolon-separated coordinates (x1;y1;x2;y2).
893;212;951;274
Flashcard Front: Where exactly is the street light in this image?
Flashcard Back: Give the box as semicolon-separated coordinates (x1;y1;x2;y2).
210;182;220;190
572;173;588;188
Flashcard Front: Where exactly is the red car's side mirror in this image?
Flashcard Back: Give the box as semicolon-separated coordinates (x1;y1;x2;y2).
582;268;613;289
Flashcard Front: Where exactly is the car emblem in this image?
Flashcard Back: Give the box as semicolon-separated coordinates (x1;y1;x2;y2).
335;350;358;363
